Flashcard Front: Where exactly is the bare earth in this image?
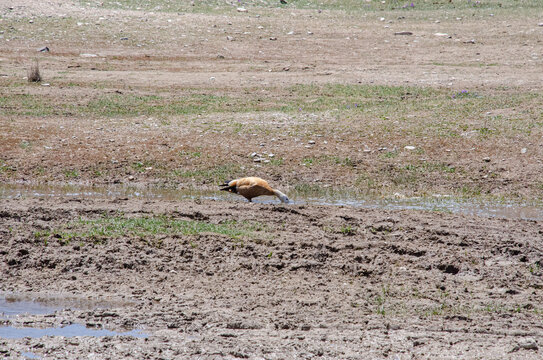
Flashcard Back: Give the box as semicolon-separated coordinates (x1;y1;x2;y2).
1;0;543;359
2;197;543;359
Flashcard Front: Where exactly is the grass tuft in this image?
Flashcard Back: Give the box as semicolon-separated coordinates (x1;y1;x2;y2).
27;60;42;83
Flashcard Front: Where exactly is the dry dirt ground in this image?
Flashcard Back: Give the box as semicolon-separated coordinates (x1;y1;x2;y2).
1;0;543;359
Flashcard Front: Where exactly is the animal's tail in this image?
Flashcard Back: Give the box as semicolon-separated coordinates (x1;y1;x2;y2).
219;180;235;192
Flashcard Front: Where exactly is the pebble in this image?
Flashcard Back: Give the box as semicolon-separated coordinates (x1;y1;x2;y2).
80;53;98;57
270;37;277;40
37;46;49;52
394;31;413;36
128;176;135;181
237;7;247;12
434;33;450;37
226;36;234;41
520;148;527;154
308;140;315;144
482;157;491;162
538;23;543;27
404;146;416;150
513;338;538;351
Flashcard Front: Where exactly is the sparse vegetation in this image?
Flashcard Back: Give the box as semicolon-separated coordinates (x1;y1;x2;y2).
33;214;265;244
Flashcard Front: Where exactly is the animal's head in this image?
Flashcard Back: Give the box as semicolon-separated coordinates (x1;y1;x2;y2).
278;193;289;203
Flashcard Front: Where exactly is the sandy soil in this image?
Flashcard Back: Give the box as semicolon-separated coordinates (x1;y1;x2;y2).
1;197;543;359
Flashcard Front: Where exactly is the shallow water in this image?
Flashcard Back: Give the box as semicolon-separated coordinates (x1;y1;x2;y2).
0;297;62;318
0;295;148;339
1;183;541;221
0;324;148;339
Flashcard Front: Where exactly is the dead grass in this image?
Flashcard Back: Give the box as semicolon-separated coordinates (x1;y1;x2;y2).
27;60;41;83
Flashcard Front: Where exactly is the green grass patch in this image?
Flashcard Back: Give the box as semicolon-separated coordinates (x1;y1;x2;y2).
34;214;264;244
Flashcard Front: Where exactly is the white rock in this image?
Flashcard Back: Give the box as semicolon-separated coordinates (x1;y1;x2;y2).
80;53;98;57
517;338;538;350
404;146;416;150
434;33;450;37
521;148;527;154
308;140;316;144
237;7;247;12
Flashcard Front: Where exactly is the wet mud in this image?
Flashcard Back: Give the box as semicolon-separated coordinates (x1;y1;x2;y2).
1;197;542;359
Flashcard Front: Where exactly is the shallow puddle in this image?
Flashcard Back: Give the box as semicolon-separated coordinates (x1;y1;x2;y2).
1;183;541;221
0;324;148;339
0;294;148;339
0;297;62;318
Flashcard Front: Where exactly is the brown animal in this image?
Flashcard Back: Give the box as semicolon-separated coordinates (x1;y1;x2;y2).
220;177;289;203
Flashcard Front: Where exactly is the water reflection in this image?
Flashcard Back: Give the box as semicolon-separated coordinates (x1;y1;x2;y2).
1;183;541;221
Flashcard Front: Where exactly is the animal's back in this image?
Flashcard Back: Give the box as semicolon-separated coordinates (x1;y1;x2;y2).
236;177;274;200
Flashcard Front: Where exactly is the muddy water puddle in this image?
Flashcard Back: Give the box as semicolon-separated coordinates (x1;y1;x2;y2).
0;294;148;339
1;183;542;221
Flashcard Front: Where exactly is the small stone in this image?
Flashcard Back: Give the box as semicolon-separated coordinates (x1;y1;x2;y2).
538;23;543;27
237;7;247;12
404;145;416;150
268;153;275;157
37;46;49;52
269;37;277;40
128;175;135;181
520;148;527;154
394;31;413;36
217;54;225;59
434;33;450;37
41;83;50;87
482;157;491;162
380;17;385;21
226;36;234;41
287;31;294;35
250;152;258;157
253;158;262;163
80;53;98;57
308;140;316;144
120;37;128;40
307;31;313;35
516;338;538;351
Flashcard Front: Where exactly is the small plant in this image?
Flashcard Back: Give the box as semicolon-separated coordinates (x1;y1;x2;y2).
27;59;42;83
340;225;356;235
64;169;79;178
383;151;398;159
302;158;314;166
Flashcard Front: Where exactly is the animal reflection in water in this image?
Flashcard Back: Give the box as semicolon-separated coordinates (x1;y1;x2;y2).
220;177;289;203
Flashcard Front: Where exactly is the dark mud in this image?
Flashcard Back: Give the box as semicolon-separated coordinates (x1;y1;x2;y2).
1;197;542;359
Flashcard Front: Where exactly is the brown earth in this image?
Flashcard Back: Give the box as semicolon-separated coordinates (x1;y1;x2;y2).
1;197;543;359
1;1;543;359
1;0;542;199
